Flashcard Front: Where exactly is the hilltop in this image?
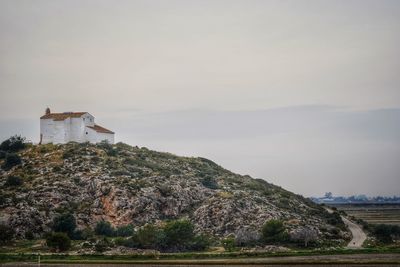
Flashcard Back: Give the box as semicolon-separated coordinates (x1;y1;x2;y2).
0;141;348;247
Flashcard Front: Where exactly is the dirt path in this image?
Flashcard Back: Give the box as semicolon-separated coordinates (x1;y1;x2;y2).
341;215;367;248
325;207;367;248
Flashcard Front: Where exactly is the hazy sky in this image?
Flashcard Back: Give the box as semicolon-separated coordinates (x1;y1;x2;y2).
0;0;399;196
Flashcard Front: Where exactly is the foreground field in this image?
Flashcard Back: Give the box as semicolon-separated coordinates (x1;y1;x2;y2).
1;248;400;265
333;204;400;226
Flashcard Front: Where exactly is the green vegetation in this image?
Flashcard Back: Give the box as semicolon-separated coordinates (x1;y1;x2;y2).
52;213;77;238
370;224;400;243
261;219;288;243
95;220;114;237
45;232;71;252
2;153;22;170
0;135;26;153
0;224;15;244
4;176;23;187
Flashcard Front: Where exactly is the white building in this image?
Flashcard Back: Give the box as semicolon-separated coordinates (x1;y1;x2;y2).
40;108;115;144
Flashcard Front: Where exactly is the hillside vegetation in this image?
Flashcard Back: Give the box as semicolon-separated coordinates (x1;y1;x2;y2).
0;137;349;252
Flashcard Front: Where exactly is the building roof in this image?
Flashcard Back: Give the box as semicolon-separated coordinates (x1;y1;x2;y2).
87;124;115;134
40;112;88;121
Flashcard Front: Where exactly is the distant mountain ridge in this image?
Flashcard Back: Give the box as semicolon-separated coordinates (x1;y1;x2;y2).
0;141;348;245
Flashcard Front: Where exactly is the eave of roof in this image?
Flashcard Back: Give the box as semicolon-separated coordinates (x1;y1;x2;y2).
87;124;114;134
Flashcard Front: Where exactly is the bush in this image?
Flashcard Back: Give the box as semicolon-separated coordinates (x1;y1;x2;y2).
163;219;195;251
52;213;76;237
0;224;15;244
95;220;114;236
200;176;219;189
0;135;26;153
261;219;288;244
95;238;111;253
2;153;22;170
222;237;235;252
190;234;211;251
4;176;23;187
134;224;164;249
45;232;71;252
25;231;34;240
115;224;134;237
372;224;400;243
0;150;6;159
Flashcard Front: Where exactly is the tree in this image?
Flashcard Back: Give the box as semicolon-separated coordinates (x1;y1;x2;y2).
261;219;288;243
0;135;26;153
52;213;76;237
134;224;164;249
190;234;211;251
0;224;15;244
163;219;195;251
115;224;134;237
45;232;71;252
290;227;318;247
4;176;23;187
95;220;114;236
222;237;235;252
2;153;22;170
372;224;400;243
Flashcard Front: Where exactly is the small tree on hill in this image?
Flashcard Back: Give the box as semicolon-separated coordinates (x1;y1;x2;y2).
261;219;288;244
95;220;114;236
2;153;22;170
0;135;26;153
45;232;71;252
52;213;76;238
163;219;195;251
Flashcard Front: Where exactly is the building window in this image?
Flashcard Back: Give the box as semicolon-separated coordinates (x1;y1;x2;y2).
83;118;85;121
86;132;88;135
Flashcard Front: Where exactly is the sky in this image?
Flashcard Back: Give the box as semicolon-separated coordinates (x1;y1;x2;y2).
0;0;399;197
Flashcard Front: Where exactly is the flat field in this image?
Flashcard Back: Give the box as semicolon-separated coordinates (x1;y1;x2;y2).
332;204;400;225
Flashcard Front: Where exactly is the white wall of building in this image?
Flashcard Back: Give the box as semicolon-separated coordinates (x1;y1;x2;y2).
40;112;114;144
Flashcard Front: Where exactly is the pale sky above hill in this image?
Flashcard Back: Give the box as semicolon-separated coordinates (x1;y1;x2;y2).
0;0;399;196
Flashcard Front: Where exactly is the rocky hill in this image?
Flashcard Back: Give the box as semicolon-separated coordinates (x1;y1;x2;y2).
0;141;348;245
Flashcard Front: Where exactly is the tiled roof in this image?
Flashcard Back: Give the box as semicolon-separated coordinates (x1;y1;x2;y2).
87;124;114;134
40;112;87;121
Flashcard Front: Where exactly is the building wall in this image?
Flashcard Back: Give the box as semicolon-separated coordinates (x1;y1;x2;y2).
97;132;115;144
40;118;66;144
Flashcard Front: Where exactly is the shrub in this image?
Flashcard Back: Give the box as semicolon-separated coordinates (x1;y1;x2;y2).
0;224;15;244
25;231;34;240
200;176;219;189
95;238;110;253
45;232;71;252
222;237;235;252
52;213;76;237
0;135;26;153
115;224;134;237
2;153;22;170
190;234;211;251
261;219;288;244
134;224;164;249
0;150;6;159
163;219;195;251
372;224;400;243
5;176;23;187
95;220;114;236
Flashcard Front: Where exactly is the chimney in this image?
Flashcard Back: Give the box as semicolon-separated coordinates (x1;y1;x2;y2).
45;107;51;115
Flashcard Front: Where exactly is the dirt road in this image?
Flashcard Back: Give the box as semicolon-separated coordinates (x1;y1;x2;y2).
325;207;367;248
341;215;367;248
